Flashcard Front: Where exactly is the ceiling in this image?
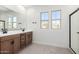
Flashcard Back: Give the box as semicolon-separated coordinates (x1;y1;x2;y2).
0;6;10;12
0;5;38;12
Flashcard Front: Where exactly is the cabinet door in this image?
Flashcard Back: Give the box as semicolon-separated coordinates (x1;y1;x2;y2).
0;40;14;54
26;32;32;45
14;37;20;53
26;34;29;45
20;33;26;48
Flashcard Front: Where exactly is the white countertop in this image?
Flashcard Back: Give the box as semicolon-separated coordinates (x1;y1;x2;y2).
0;30;32;37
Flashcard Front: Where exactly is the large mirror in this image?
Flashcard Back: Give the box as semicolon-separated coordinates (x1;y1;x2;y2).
0;6;26;31
0;6;19;31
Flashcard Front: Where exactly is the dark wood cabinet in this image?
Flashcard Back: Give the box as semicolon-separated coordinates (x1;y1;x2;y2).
26;32;32;45
20;33;26;49
0;34;20;54
20;32;32;47
0;31;32;54
0;39;14;54
13;35;20;53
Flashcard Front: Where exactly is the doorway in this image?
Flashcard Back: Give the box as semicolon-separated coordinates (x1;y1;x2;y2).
69;8;79;54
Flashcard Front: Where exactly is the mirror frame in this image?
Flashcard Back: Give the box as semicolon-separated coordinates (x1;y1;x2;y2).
0;20;5;30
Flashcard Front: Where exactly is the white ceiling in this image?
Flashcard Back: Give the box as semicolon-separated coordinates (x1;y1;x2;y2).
3;5;26;14
0;6;10;11
0;5;38;12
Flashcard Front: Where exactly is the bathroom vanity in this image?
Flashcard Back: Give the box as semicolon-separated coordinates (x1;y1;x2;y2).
0;30;32;54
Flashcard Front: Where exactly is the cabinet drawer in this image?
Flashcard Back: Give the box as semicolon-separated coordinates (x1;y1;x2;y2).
0;34;20;42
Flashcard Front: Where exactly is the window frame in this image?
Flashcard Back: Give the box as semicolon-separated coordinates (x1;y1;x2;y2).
0;22;4;28
0;20;5;31
51;10;61;30
40;12;49;29
7;16;17;30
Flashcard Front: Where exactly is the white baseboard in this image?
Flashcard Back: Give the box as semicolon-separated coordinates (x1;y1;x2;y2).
33;41;68;49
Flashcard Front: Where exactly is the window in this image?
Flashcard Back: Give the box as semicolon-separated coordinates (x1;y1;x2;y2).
8;17;17;29
40;12;49;29
51;10;61;29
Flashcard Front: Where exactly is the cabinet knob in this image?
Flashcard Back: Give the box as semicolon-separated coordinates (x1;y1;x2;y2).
11;41;14;45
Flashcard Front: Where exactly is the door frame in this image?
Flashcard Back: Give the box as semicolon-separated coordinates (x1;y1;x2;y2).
69;8;79;54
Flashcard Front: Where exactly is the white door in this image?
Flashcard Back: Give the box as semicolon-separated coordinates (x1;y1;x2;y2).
71;11;79;54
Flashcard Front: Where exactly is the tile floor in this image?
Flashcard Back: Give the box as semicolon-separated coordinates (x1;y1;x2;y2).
19;43;73;54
